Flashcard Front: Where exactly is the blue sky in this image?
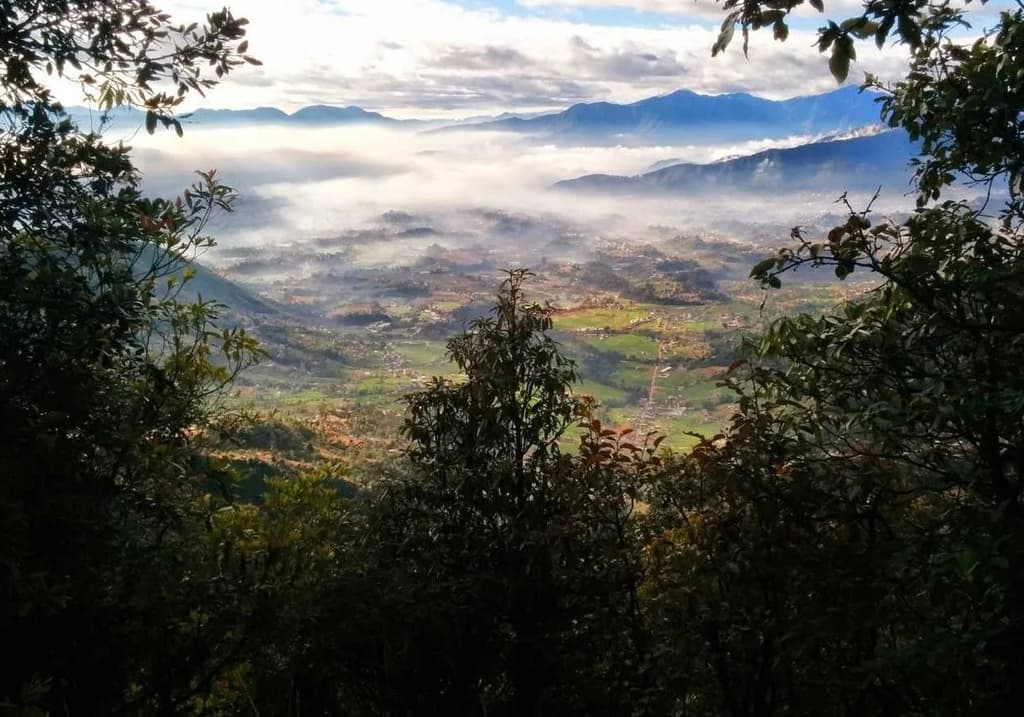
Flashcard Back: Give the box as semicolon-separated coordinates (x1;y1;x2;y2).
445;0;847;30
449;0;682;26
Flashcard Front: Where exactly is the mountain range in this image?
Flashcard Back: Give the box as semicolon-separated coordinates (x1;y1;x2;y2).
64;103;426;131
63;87;916;198
553;129;917;195
63;85;882;141
438;85;884;144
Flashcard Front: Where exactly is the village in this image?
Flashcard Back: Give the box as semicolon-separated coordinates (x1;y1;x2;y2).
221;220;859;455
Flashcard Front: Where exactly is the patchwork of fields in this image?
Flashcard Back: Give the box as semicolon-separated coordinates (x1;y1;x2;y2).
226;273;860;473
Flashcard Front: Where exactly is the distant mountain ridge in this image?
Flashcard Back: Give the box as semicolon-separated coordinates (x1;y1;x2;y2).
554;129;918;195
63;103;424;130
62;104;555;132
441;86;884;144
643;124;894;173
63;86;882;138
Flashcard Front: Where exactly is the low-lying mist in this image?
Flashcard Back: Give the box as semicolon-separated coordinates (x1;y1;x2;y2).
124;121;929;303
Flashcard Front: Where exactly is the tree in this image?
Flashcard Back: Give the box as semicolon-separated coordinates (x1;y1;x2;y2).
373;270;585;714
324;271;661;716
0;2;263;712
636;1;1024;715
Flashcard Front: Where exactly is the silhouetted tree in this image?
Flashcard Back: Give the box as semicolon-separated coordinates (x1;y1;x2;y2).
0;1;264;712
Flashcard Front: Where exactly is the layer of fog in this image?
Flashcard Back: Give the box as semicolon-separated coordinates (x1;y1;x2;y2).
124;122;925;299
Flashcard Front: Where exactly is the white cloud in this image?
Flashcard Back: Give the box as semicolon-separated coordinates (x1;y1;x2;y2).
520;0;1012;23
518;0;725;19
55;0;916;116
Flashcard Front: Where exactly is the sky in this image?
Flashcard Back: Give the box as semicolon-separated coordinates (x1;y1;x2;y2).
84;0;1006;118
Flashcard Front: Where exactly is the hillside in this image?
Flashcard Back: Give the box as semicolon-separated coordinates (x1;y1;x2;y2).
554;129;917;195
176;260;281;319
132;245;282;321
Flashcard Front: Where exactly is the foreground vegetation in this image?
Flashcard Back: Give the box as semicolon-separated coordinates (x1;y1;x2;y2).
3;0;1024;715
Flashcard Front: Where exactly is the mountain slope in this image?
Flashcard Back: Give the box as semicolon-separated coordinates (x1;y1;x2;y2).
177;260;281;319
554;130;917;195
131;244;282;321
289;105;398;125
188;107;289;124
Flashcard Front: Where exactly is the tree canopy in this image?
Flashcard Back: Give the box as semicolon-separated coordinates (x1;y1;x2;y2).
665;0;1024;713
1;1;266;713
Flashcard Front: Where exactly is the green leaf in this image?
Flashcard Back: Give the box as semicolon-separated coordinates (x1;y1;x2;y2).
829;38;854;83
713;14;738;57
750;258;777;278
876;16;894;49
850;19;879;40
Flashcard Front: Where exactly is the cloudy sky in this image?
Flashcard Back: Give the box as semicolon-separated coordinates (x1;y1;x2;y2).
115;0;1003;118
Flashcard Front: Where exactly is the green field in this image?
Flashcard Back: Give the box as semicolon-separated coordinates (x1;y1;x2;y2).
393;340;449;368
238;278;854;454
574;380;632;406
582;332;660;359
